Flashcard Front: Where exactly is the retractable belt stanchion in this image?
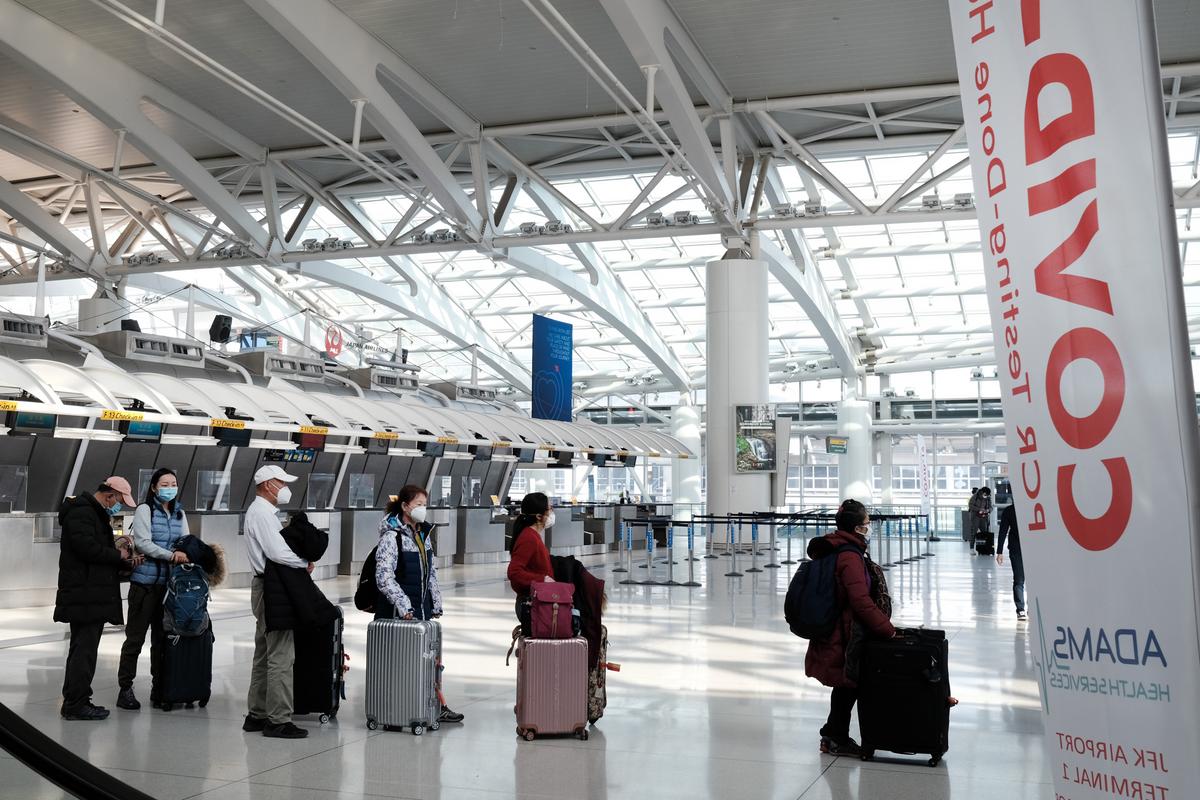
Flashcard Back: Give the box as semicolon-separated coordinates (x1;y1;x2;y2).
618;523;636;585
640;526;659;585
884;518;892;567
704;521;718;559
799;517;811;563
683;522;701;586
875;520;888;571
782;518;797;565
724;521;742;577
746;521;762;573
665;524;679;586
612;522;628;573
765;518;780;568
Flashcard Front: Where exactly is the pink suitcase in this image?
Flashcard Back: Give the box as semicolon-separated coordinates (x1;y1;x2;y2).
514;636;589;741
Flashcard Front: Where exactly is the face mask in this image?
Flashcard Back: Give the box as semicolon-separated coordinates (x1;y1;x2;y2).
276;485;292;505
857;525;871;542
156;487;178;503
409;505;428;524
107;502;122;517
544;511;556;529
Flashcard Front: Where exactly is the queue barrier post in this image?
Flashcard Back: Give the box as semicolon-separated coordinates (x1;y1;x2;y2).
618;523;636;585
765;519;780;568
724;520;743;577
704;521;718;559
640;527;659;585
683;523;701;586
612;521;628;573
746;522;763;573
782;519;797;565
665;524;679;585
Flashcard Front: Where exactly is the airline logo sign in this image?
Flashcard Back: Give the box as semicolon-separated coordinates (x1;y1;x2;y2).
372;431;399;441
211;418;246;430
0;400;17;412
950;1;1200;797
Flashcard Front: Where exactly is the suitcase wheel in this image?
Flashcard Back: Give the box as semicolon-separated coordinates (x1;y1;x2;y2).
319;714;330;725
518;727;535;741
161;704;174;713
412;725;425;736
430;720;440;731
199;694;209;709
576;729;589;741
860;749;875;762
929;754;943;768
367;719;379;731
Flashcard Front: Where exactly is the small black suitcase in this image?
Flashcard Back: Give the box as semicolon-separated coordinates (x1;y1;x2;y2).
159;629;214;711
857;627;950;766
293;607;346;723
975;531;995;556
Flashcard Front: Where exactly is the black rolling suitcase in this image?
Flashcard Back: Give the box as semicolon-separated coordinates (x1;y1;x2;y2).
857;627;950;767
159;629;214;710
975;530;995;556
293;607;346;724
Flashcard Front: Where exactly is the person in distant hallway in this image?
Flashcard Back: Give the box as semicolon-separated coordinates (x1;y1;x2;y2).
968;486;992;553
55;477;140;721
116;467;190;711
806;499;896;757
996;501;1026;621
242;465;312;739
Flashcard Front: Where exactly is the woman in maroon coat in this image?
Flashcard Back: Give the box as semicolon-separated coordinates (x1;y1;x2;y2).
805;499;895;756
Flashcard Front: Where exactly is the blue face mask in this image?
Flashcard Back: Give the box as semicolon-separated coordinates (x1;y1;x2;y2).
156;487;178;503
107;502;122;517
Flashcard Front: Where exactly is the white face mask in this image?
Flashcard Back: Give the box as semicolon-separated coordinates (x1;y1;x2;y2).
544;511;556;529
857;524;871;543
275;485;292;505
409;505;428;524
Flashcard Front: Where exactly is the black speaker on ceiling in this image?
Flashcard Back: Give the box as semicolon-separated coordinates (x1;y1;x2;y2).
120;318;141;332
209;314;232;343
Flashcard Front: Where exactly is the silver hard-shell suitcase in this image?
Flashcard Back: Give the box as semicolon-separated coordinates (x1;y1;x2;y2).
365;618;441;735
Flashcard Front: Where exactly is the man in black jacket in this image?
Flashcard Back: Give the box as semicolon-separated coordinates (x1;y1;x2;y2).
997;503;1026;621
55;477;138;721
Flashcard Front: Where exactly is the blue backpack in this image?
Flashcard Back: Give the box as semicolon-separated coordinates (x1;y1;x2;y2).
784;544;862;639
164;564;210;636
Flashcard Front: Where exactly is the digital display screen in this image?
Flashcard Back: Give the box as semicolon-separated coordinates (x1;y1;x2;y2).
364;436;391;455
7;410;56;436
517;448;536;463
292;431;326;452
265;448;316;464
621;454;638;469
213;426;252;447
121;420;162;442
420;441;445;458
591;453;609;467
471;445;492;462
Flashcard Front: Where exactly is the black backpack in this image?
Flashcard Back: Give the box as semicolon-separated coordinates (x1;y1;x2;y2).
354;546;379;613
784;544;862;639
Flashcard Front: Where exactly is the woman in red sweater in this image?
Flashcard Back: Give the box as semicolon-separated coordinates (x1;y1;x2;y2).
507;492;555;617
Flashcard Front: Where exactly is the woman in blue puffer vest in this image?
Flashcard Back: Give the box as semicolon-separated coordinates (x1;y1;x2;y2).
116;467;190;711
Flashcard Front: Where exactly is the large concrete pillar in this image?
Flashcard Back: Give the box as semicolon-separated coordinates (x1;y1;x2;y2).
705;258;770;515
837;399;873;504
670;399;702;511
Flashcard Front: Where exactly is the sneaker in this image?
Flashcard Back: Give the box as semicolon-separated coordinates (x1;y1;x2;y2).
116;688;140;711
438;705;465;724
242;714;268;732
1017;610;1028;621
262;721;308;739
819;736;863;757
62;704;110;721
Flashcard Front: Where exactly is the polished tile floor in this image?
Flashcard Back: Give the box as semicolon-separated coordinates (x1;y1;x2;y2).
0;535;1049;799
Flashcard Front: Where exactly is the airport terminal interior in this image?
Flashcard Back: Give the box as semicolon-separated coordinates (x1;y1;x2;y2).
0;1;1197;799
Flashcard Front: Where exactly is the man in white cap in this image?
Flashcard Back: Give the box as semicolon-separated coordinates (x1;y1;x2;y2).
242;465;311;739
55;476;139;720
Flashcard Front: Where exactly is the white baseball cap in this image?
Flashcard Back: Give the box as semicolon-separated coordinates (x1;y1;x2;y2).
253;465;298;485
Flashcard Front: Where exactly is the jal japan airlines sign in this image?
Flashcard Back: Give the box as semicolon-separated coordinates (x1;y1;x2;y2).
949;1;1200;797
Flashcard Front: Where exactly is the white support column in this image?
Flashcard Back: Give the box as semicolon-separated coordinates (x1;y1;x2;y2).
837;399;873;504
671;399;702;510
705;258;770;515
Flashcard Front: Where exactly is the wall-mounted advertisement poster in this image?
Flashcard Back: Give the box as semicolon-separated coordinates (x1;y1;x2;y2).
734;404;777;473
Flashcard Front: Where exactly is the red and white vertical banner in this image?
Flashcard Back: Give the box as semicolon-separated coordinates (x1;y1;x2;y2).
949;1;1200;797
916;434;932;520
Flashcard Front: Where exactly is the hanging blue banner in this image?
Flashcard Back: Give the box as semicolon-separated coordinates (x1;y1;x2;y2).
531;314;572;421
